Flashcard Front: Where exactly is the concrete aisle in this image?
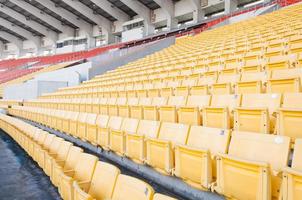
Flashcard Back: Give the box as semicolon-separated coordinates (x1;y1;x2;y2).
0;130;61;200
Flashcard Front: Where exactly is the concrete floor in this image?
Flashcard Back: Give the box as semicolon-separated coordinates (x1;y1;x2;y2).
0;130;61;200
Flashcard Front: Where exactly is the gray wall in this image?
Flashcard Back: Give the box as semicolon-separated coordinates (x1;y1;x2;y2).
33;62;92;86
3;80;67;100
88;37;175;79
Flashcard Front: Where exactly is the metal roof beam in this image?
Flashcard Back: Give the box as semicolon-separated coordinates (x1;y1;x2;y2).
35;0;92;31
0;17;40;47
0;3;57;42
10;0;74;36
90;0;129;22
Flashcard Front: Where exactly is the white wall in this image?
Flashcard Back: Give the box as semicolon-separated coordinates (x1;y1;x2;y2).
3;80;67;100
122;27;144;42
33;62;92;86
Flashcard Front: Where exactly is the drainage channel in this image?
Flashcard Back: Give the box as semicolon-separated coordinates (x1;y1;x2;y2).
19;117;224;200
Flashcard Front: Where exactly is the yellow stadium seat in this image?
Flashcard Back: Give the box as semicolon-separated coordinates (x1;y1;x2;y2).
109;97;127;116
98;116;123;149
119;97;139;118
146;122;190;174
143;97;167;121
235;71;267;94
85;98;93;113
265;55;294;71
77;112;88;139
125;119;160;163
214;131;290;200
159;96;187;123
267;68;302;93
85;113;98;144
234;93;282;133
32;131;48;162
52;146;83;187
277;93;302;143
203;94;241;129
130;97;152;119
211;73;240;94
110;174;154;200
59;153;98;200
109;118;139;155
69;112;80;136
265;46;285;58
153;194;177;200
241;57;263;72
174;126;231;189
73;161;120;200
79;98;87;112
92;98;106;114
56;111;66;132
43;136;64;176
61;111;73;134
101;97;116;115
37;133;55;168
282;139;302;200
178;95;211;125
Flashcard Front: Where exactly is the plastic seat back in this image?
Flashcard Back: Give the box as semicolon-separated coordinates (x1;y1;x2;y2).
74;153;98;182
87;162;120;199
158;122;190;145
111;174;154;200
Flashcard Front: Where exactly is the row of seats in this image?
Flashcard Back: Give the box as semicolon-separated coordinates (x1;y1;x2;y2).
47;53;302;97
22;93;302;139
46;67;302;98
7;105;302;200
0;114;176;200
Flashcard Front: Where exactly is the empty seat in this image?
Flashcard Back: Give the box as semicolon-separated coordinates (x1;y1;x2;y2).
110;174;154;200
277;93;302;143
36;133;55;168
98;116;123;149
109;97;127;116
101;97;116;115
119;97;139;118
125;119;160;163
146;122;190;174
235;71;267;94
73;161;120;200
159;96;186;123
77;112;88;139
69;112;80;136
203;94;241;129
265;55;294;71
178;95;211;125
214;131;290;200
267;68;302;93
85;113;98;144
109;118;139;155
143;97;167;121
59;153;98;200
43;136;64;176
130;97;152;119
52;146;83;187
234;93;281;133
153;194;177;200
212;73;240;94
282;139;302;200
174;126;231;189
